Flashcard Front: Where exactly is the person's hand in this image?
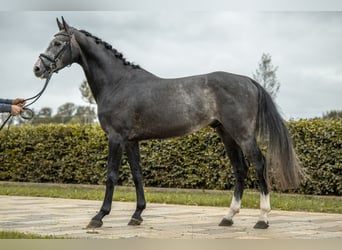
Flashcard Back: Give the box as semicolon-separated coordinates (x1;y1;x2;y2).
11;105;23;116
12;98;25;107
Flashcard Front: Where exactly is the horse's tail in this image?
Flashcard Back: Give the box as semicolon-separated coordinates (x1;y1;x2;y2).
252;80;302;190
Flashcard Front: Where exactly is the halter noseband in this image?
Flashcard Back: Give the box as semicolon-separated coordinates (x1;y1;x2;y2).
39;32;73;74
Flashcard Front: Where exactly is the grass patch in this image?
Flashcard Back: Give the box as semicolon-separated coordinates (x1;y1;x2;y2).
0;182;341;214
0;230;63;239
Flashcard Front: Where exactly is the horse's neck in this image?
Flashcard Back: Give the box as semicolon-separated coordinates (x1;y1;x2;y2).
75;35;133;102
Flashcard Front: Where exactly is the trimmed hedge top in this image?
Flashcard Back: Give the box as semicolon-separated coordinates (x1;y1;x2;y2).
0;119;341;195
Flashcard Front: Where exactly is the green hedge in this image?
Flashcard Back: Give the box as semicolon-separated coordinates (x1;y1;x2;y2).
0;120;341;195
288;120;341;195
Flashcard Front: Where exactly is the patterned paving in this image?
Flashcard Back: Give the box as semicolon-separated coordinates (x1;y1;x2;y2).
0;195;341;239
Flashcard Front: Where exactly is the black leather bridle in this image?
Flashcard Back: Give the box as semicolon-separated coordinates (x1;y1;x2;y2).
38;32;73;74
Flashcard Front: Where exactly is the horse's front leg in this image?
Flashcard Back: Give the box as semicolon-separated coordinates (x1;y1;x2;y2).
126;141;146;225
87;135;125;228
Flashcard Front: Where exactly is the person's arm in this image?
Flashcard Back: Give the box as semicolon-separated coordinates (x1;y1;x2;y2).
0;98;12;104
0;98;25;115
0;99;12;113
0;104;12;113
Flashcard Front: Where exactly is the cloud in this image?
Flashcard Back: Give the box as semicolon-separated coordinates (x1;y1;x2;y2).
1;12;341;118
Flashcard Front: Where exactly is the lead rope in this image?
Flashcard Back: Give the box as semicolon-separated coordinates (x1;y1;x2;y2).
0;31;72;162
0;73;53;163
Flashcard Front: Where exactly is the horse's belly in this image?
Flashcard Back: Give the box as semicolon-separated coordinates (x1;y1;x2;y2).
128;115;214;141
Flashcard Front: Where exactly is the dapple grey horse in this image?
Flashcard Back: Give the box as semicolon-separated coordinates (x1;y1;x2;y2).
33;17;301;230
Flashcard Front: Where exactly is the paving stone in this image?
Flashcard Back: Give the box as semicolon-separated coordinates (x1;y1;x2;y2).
0;195;341;239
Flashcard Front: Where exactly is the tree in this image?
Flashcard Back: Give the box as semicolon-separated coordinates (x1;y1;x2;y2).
54;102;77;124
30;107;53;125
322;110;342;119
79;79;97;124
253;53;280;99
30;103;97;125
38;107;53;118
23;80;97;126
79;80;95;105
70;106;96;124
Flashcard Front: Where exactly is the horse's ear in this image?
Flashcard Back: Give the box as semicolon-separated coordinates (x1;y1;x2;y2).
56;17;63;31
61;16;70;32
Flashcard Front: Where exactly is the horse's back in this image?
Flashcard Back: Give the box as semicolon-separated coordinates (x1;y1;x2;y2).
100;70;259;141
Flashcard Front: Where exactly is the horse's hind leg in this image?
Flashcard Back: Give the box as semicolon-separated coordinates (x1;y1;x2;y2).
215;126;249;227
126;141;146;225
240;137;270;229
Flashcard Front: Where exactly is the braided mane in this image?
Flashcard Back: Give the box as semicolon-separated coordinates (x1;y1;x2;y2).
79;30;140;69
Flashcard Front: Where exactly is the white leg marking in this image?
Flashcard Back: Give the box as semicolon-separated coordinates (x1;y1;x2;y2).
224;196;241;220
259;193;271;222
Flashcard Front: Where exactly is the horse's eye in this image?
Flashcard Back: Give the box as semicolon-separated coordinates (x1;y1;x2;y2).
53;41;62;47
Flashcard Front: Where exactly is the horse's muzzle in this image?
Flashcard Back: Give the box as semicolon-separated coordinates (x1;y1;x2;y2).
33;59;49;79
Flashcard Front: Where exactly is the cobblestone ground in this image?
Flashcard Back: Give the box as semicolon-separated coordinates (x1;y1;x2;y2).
0;195;341;239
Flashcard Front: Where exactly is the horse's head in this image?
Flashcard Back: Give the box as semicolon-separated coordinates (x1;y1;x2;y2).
33;17;76;78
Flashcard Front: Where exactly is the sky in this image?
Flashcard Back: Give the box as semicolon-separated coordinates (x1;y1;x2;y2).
0;10;341;119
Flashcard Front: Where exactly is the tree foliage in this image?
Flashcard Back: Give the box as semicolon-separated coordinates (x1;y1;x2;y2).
79;80;95;105
30;103;96;125
26;79;97;125
322;110;342;119
253;53;280;99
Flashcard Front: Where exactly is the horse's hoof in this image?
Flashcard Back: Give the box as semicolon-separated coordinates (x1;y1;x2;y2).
128;217;143;226
86;219;103;228
219;218;234;226
253;221;269;229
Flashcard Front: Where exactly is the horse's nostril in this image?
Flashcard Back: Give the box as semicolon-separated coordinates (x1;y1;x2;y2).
34;66;40;72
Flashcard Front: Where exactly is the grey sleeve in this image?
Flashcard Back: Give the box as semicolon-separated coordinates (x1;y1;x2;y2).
0;98;12;104
0;103;11;113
